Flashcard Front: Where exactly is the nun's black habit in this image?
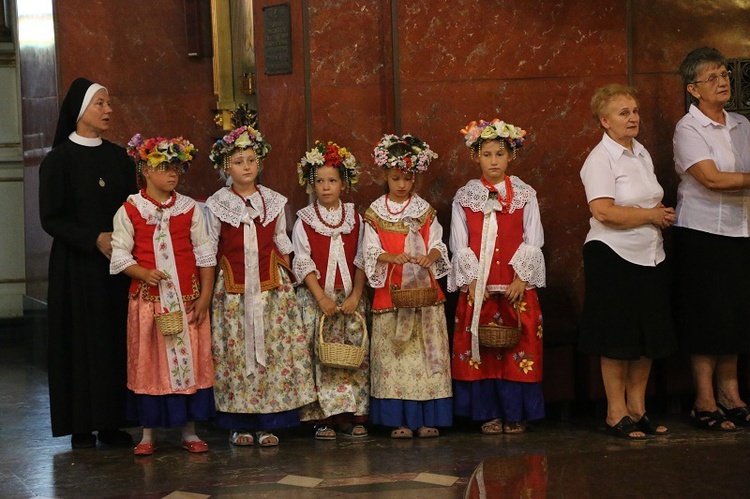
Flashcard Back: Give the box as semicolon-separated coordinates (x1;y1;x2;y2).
40;78;137;438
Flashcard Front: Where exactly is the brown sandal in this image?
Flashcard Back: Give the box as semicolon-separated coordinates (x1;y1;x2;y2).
481;419;503;435
503;422;527;434
390;427;413;439
416;426;439;438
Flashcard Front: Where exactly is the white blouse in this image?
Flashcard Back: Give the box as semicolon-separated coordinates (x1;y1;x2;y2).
291;201;365;284
204;185;293;256
673;104;750;237
580;133;666;266
110;193;216;275
448;176;545;292
362;194;450;289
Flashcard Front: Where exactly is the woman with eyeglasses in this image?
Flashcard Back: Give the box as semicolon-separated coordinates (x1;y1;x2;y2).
673;47;750;431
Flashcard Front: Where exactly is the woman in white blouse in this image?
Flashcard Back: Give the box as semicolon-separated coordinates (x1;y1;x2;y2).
579;84;677;439
673;47;750;431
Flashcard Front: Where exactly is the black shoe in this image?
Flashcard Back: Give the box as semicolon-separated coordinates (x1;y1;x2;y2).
97;429;134;446
71;433;96;449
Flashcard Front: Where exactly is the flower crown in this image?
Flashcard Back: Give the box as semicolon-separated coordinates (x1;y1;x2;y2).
372;134;437;174
460;119;527;152
209;125;272;171
297;141;360;193
126;134;197;169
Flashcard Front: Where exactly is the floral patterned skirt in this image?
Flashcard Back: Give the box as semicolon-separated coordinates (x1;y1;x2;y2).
369;306;452;401
297;287;370;421
126;295;214;395
211;268;316;415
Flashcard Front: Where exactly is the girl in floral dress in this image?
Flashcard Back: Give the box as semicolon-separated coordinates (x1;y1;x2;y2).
111;135;216;456
363;134;453;439
205;126;315;447
449;119;546;435
292;141;370;440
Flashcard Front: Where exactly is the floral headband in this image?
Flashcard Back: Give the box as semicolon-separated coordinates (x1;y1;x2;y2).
373;134;437;174
209;125;272;171
460;119;527;153
127;133;197;170
297;140;360;193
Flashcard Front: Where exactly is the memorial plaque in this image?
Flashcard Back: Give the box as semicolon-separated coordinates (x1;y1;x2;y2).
263;3;292;75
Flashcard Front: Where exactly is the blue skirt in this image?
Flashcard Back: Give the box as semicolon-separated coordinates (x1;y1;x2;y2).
453;379;544;423
370;397;453;429
126;388;216;428
213;409;300;431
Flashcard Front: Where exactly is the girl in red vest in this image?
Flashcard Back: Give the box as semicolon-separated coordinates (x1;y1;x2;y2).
205;126;315;447
292;141;370;440
363;134;453;439
449;119;546;435
111;135;216;456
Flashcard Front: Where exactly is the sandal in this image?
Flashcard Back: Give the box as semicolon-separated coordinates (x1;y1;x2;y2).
182;439;209;453
606;416;649;440
635;413;669;435
229;431;254;446
315;426;336;441
717;403;750;427
481;419;503;435
338;424;368;438
416;426;439;438
690;409;740;432
503;422;527;434
133;442;155;456
390;427;413;439
256;431;280;447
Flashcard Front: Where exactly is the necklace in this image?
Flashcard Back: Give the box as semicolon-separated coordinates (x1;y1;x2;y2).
231;185;266;224
140;189;176;210
385;193;412;215
481;175;513;211
314;201;346;229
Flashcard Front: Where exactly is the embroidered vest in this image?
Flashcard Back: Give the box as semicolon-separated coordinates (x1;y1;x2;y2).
217;217;292;293
364;209;445;311
124;201;200;301
464;206;525;285
303;220;360;290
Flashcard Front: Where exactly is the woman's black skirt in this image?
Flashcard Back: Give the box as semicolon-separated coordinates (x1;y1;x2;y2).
673;227;750;355
578;240;677;360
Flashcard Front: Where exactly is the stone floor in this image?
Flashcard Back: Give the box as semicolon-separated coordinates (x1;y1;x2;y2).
2;339;750;498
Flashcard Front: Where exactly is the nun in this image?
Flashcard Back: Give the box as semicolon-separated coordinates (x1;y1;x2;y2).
40;78;137;448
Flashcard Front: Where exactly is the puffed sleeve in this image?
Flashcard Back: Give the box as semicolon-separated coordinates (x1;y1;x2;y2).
110;205;136;274
274;208;294;255
291;218;319;281
354;214;365;270
448;199;479;292
191;206;216;267
363;220;388;288
428;215;451;279
508;194;546;288
203;202;222;259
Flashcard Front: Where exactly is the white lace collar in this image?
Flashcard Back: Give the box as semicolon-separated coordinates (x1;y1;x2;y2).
205;185;286;228
69;132;102;147
297;201;357;237
454;177;535;214
368;193;432;222
128;191;195;225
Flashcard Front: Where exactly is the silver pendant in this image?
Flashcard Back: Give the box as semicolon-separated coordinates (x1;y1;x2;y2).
98;178;106;187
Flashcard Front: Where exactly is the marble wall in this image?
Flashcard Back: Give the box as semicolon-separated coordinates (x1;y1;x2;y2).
20;0;750;331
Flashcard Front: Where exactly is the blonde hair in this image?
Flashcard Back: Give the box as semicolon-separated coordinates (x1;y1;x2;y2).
590;84;639;122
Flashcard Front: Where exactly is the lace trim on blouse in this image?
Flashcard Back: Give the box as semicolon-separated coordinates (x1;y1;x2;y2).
204;185;287;228
128;192;195;225
296;202;357;236
447;247;479;292
367;194;433;223
454;177;536;214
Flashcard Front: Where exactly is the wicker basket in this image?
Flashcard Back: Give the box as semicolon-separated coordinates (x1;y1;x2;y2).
388;265;438;308
154;309;184;337
478;306;522;348
317;311;368;370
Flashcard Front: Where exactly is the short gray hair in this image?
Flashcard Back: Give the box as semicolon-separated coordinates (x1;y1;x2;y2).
679;47;728;86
